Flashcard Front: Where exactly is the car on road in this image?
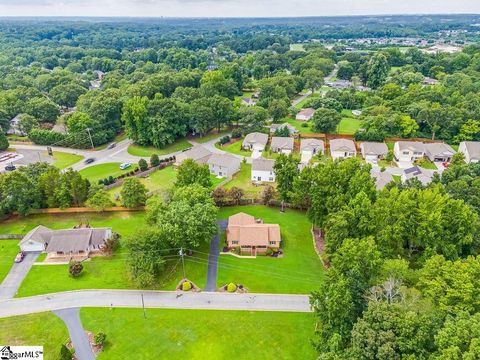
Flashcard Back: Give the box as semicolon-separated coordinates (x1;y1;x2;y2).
84;158;95;164
120;163;131;170
107;143;116;149
14;251;25;263
4;163;16;171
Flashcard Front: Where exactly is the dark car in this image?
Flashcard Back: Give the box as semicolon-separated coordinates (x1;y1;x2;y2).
107;143;116;150
14;251;25;263
4;164;16;171
84;158;95;164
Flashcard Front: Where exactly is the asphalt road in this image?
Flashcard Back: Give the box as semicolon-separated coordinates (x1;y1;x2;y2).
53;308;95;360
0;252;40;300
205;220;228;292
0;290;311;318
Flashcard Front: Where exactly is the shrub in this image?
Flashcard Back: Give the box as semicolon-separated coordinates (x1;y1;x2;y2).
231;128;242;138
94;332;107;346
218;136;230;145
69;260;83;277
228;186;244;205
59;344;72;360
182;281;192;291
150;154;160;167
265;248;273;256
301;122;308;128
261;185;276;205
138;158;148;171
227;283;237;292
0;132;9;151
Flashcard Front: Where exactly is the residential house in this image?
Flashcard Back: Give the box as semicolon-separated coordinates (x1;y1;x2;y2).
295;108;315;121
300;139;325;163
241;97;256;107
401;166;434;186
393;141;425;162
352;110;362;116
226;212;281;254
422;77;439;86
270;137;294;154
6;114;25;136
270;123;298;135
360;142;388;163
242;132;269;151
458;141;480;163
19;225;112;256
251;157;275;182
424;142;456;162
370;170;394;190
207;153;241;178
330;139;357;160
174;145;211;166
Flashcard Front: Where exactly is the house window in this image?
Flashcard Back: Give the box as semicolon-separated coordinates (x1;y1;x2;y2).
231;241;238;245
402;151;409;155
219;172;222;176
269;177;273;181
269;241;276;245
257;176;261;181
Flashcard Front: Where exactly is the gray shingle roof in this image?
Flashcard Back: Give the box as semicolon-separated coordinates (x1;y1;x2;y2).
461;141;480;160
252;158;275;172
242;132;268;148
271;137;294;150
424;142;455;157
396;141;425;152
361;142;388;156
207;153;240;168
330;139;356;152
175;145;211;164
300;139;325;152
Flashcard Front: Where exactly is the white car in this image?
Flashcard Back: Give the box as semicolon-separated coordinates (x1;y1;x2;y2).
119;163;131;170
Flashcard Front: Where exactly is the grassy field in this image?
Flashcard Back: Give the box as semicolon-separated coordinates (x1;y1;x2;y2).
192;128;231;144
215;140;251;156
0;240;21;283
336;117;363;135
223;162;264;198
214;206;324;294
290;43;306;51
0;312;69;360
128;139;192;157
79;163;139;184
284;117;315;134
46;151;83;169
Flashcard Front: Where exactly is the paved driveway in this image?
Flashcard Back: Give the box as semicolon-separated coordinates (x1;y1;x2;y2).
0;252;40;300
205;220;228;292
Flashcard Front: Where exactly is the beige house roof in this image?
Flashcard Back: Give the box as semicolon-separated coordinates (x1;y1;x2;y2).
361;142;388;156
242;132;268;148
227;212;281;247
175;145;211;164
330;139;356;152
228;212;256;226
207;153;239;168
300;139;325;152
396;141;425;153
252;158;275;172
271;137;294;150
424;142;455;157
297;108;315;118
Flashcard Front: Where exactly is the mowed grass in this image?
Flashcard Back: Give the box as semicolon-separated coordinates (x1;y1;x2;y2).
46;151;83;169
192;128;231;144
285;117;315;134
81;308;316;360
214;206;324;294
0;240;21;283
336;117;363;135
79;162;138;184
215;139;251;156
127;138;192;157
224;162;264;198
0;312;69;360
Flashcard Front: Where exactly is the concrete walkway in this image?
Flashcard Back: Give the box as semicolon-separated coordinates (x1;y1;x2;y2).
205;220;228;292
53;308;95;360
0;252;40;300
0;290;311;318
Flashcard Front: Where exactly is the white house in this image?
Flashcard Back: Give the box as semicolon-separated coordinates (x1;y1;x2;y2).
424;142;456;162
300;139;325;163
401;166;434;186
6;114;25;136
251;158;275;182
458;141;480;163
207;153;241;178
360;142;388;163
330;139;356;160
270;137;294;154
296;108;315;121
393;141;425;162
242;132;269;151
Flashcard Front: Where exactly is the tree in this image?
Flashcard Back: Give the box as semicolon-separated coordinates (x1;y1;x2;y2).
238;106;269;134
150;154;160;167
17;114;39;135
212;186;228;206
0;131;8;151
122;96;150;145
396;114;419;138
49;83;87;107
0;170;42;215
312;108;342;133
268;99;289;122
175;159;212;188
69;260;83;277
365;53;390;89
273;154;299;211
302;68;324;94
121;177;147;208
25;97;60;123
228;186;244;205
138;158;148;172
86;190;113;211
261;185;276;205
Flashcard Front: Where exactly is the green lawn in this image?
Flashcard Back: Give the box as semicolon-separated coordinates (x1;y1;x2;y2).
79;163;138;184
214;206;324;294
192;128;231;144
415;158;438;170
215;140;251;156
47;151;83;170
290;43;306;51
336;117;363;135
285;117;315;134
224;162;264;198
0;240;21;283
0;312;69;360
127;139;192;157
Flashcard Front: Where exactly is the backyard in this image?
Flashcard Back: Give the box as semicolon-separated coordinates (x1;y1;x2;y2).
223;162;265;198
127;138;192;157
0;308;316;360
79;163;139;184
336;110;363;135
214;139;251;156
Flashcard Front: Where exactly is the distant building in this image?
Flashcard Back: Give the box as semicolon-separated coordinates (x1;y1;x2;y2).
270;123;298;135
241;97;256;107
6;114;25;136
295;108;315;121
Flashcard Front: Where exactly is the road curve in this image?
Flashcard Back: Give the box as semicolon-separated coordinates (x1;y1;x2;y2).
0;290;311;318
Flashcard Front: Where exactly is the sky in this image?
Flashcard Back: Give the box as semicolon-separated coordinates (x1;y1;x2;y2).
0;0;479;18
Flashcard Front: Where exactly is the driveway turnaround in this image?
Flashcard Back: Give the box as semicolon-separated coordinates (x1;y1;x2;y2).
53;308;95;360
0;290;311;318
205;220;228;292
0;252;40;300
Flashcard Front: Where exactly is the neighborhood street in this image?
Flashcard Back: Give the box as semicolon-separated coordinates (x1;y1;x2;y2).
0;290;312;318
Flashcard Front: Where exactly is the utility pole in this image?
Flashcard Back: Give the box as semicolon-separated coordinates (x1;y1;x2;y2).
85;128;94;149
179;248;186;279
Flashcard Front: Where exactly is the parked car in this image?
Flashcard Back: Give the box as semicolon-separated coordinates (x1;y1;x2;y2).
119;163;131;170
107;143;116;149
442;162;449;168
14;251;25;263
84;158;95;164
4;163;16;171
